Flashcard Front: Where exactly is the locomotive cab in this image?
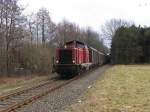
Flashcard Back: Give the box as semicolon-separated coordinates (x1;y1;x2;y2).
54;41;79;77
56;49;73;64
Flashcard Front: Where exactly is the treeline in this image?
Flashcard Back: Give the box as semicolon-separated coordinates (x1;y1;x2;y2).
0;0;108;75
111;25;150;64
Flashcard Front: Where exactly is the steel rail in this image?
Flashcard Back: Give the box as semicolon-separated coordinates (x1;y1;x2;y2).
0;79;57;101
0;76;79;112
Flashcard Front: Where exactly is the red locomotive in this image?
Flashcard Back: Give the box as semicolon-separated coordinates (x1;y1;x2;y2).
53;40;107;77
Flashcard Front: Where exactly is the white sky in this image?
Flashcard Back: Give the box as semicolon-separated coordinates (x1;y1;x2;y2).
20;0;150;32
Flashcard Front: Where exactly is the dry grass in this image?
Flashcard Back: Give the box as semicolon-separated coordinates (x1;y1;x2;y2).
66;65;150;112
0;75;50;93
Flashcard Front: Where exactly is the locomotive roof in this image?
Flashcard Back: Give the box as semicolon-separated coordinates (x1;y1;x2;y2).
65;40;105;55
65;40;88;48
65;40;85;45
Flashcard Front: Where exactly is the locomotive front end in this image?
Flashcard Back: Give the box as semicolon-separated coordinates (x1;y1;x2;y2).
54;48;79;77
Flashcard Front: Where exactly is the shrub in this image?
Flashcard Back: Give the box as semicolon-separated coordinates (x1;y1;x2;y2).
22;45;54;74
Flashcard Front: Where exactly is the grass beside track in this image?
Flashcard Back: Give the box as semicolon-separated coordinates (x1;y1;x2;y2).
67;65;150;112
0;75;52;94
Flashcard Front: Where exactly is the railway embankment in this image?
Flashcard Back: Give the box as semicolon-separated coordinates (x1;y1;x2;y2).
0;74;55;95
66;65;150;112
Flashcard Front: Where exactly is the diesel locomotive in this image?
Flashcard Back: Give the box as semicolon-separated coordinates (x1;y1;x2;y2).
52;40;108;77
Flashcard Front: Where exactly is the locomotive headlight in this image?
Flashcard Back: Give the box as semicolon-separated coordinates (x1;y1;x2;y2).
56;60;59;63
72;60;75;63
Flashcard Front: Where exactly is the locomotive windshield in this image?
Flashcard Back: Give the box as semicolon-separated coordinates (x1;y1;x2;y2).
59;49;72;64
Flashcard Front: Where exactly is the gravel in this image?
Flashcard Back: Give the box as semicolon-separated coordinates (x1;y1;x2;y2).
18;65;110;112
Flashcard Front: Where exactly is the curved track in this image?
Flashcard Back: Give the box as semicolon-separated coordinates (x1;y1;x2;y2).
0;76;79;112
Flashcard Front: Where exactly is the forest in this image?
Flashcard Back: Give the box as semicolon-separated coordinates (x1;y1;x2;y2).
111;26;150;64
0;0;108;75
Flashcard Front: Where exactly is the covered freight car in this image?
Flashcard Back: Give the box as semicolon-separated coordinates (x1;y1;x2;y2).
88;47;105;66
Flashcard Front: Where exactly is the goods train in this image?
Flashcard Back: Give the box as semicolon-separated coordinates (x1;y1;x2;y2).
52;40;109;77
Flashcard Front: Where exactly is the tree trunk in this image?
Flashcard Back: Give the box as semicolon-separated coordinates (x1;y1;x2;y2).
42;16;45;44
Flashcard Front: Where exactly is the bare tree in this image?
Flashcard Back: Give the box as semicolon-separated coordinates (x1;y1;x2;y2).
27;13;35;44
101;19;133;40
35;16;39;45
0;0;25;74
37;8;55;44
0;2;5;73
54;20;82;46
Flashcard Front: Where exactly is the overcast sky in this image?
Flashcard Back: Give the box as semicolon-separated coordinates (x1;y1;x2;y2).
20;0;150;32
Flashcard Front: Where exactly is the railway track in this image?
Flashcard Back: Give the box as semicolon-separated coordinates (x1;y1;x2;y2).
0;76;79;112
